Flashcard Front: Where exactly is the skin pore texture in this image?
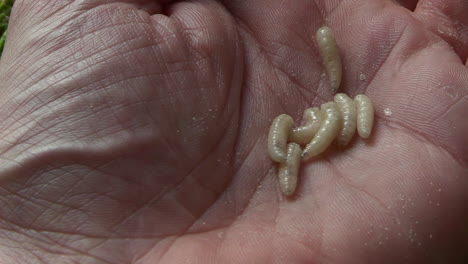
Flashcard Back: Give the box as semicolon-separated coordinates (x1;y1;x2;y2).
0;0;467;264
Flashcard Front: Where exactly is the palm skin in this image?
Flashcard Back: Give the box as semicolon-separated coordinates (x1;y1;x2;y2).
0;0;466;263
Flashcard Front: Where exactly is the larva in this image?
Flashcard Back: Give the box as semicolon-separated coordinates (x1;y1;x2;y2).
268;114;294;162
278;143;302;196
302;102;341;161
316;26;342;94
334;93;357;147
355;94;374;139
289;107;321;145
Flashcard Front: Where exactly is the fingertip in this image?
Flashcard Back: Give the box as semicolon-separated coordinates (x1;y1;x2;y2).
165;0;236;59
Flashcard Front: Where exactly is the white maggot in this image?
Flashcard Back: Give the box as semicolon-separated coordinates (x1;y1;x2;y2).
268;114;294;162
334;93;357;147
355;94;374;139
278;143;302;196
302;102;341;161
316;26;342;94
289;107;321;145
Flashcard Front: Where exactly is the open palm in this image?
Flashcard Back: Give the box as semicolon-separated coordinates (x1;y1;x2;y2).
0;0;466;263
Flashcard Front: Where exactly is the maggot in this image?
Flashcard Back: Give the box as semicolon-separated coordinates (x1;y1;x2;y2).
354;94;374;139
316;26;342;94
289;107;321;145
334;93;357;147
268;114;294;162
278;143;302;196
302;102;341;161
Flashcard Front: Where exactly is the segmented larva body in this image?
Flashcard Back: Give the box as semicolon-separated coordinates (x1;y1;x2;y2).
316;26;342;94
289;107;321;144
334;93;357;147
268;114;294;162
302;102;341;161
278;143;302;196
354;94;374;139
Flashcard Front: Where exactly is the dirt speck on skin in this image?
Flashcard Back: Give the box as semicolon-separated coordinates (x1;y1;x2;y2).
384;108;393;116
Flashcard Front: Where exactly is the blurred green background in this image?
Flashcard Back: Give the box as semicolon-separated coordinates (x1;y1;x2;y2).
0;0;14;57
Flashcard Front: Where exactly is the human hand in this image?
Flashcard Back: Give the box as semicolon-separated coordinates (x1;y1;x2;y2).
0;0;466;263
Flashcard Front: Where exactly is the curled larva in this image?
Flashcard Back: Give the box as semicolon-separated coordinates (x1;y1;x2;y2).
278;143;302;196
289;107;321;145
334;93;357;147
354;94;374;139
268;114;294;162
316;26;342;94
302;102;341;161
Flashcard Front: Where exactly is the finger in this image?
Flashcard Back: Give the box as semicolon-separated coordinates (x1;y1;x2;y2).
217;0;332;106
414;0;468;63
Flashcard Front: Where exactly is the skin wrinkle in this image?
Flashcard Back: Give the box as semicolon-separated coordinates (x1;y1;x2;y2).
229;157;273;223
6;190;89;229
2;38;151;132
312;0;326;22
24;192;86;228
106;114;235;236
171;15;224;61
301;159;353;263
10;115;75;150
0;219;101;261
3;65;209;157
0;0;467;263
0;187;53;220
3;192;167;263
11;68;208;160
40;237;116;264
145;236;177;263
10;20;177;101
238;25;324;105
170;4;458;260
272;201;330;262
316;199;337;264
240;21;325;102
382;115;467;166
29;37;177;98
428;93;468;125
399;41;447;71
333;166;394;217
362;21;410;94
18;231;89;260
262;224;331;263
45;195;102;232
233;33;291;116
0;150;175;233
10;3;107;69
1;18;239;248
8;3;238;262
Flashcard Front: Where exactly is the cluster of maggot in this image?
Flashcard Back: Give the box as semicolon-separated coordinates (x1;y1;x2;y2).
267;26;375;197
